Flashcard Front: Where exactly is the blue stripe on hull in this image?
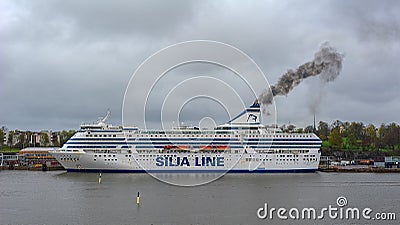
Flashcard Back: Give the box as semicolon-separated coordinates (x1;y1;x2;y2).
66;168;318;173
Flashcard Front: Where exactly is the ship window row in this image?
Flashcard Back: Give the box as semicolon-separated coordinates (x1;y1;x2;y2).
245;155;313;160
278;158;299;161
140;134;235;138
133;134;315;138
245;158;304;162
103;158;118;161
278;155;300;158
86;150;121;153
86;134;117;137
93;158;118;162
246;158;273;161
94;154;116;157
60;157;79;161
140;131;232;135
303;158;318;161
82;132;315;139
257;150;310;154
277;150;309;154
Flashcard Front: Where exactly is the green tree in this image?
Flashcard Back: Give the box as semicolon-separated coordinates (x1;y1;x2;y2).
304;125;314;133
378;124;386;148
60;130;76;146
52;135;60;147
385;123;400;150
331;120;344;130
328;128;343;149
7;130;14;147
16;131;27;149
40;133;50;147
347;133;358;149
364;124;377;149
348;122;365;140
0;128;4;146
287;124;296;133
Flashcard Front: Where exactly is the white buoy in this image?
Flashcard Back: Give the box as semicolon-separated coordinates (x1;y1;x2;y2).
136;192;140;205
98;173;102;183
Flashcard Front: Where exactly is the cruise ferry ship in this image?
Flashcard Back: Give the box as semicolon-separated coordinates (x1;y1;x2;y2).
50;101;322;173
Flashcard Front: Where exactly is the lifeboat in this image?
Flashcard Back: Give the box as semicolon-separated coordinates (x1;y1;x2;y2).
200;145;214;151
176;145;190;150
200;145;230;151
163;145;190;151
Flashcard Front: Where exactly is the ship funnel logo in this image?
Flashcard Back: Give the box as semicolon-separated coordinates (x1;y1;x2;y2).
247;114;258;122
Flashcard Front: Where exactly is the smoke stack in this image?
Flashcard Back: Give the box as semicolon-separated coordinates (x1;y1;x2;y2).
313;113;317;134
258;42;344;108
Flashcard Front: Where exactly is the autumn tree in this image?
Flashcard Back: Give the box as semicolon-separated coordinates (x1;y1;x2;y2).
318;121;329;141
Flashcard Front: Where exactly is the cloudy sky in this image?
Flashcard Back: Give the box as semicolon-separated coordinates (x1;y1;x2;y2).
1;0;399;131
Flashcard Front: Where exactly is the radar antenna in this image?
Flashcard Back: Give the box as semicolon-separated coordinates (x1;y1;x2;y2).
100;109;110;123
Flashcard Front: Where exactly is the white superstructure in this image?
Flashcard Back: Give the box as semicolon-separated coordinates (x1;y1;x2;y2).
50;101;321;173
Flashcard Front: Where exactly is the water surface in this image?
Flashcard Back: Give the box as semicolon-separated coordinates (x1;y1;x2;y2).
1;171;399;224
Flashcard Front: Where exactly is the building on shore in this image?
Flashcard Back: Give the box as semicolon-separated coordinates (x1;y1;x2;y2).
1;152;23;168
1;147;62;169
2;130;65;148
385;156;400;168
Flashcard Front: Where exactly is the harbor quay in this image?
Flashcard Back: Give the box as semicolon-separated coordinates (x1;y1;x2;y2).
0;147;64;171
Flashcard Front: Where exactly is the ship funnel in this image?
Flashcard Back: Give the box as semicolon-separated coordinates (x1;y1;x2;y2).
227;100;261;124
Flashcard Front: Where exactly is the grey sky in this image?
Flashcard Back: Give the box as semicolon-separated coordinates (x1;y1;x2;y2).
1;0;399;131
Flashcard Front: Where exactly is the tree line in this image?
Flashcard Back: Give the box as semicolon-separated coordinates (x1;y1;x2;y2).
270;121;400;155
316;120;400;152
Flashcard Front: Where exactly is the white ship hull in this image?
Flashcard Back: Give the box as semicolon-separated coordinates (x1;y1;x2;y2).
50;101;322;173
52;149;320;173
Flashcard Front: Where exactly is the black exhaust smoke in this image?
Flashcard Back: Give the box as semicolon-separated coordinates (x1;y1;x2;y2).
258;42;344;107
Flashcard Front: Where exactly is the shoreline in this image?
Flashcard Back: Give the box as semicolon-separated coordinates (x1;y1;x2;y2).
2;166;400;173
1;166;65;171
319;166;400;173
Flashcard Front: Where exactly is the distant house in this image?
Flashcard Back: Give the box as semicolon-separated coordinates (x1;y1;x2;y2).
3;131;62;147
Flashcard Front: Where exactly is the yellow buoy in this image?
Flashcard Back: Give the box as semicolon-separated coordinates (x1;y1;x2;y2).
98;173;102;183
136;192;140;204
